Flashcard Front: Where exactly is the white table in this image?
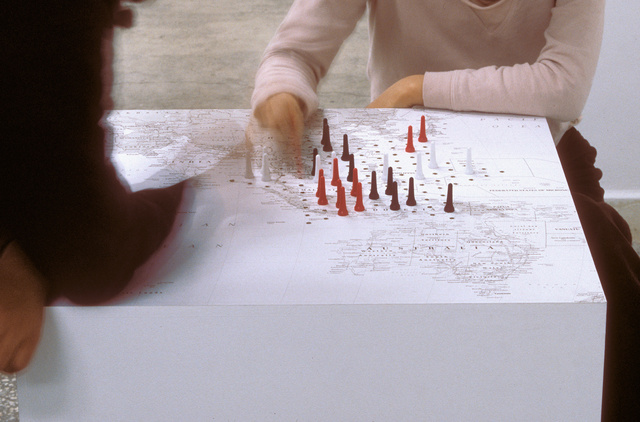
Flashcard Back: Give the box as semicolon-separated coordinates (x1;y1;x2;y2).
18;109;606;421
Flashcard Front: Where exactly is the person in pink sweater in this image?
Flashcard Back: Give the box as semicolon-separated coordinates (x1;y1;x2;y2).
253;0;603;143
252;1;640;419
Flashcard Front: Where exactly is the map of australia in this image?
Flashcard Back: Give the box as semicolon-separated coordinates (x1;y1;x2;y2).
97;108;603;306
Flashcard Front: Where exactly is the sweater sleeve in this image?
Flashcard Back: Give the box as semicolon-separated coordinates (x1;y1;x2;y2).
251;0;368;118
422;0;605;123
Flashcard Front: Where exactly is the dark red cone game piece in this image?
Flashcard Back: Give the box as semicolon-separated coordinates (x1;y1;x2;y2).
369;170;380;200
385;166;394;195
390;181;400;211
444;183;455;213
350;168;359;197
341;134;350;161
406;177;417;206
322;118;333;152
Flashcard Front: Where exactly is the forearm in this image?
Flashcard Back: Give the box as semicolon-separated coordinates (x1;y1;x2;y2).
252;53;319;119
422;61;591;122
421;0;605;122
252;0;367;116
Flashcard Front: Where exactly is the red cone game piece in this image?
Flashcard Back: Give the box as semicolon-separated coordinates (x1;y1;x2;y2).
405;125;415;153
337;186;349;216
316;169;324;197
418;115;428;143
354;182;365;212
317;175;328;205
331;157;340;186
350;168;359;197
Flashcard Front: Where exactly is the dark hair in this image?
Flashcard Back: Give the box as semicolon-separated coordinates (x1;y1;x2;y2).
0;1;121;245
2;1;119;142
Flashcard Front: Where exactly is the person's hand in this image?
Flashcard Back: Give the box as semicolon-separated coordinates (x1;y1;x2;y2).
0;242;47;374
367;75;424;108
254;92;305;145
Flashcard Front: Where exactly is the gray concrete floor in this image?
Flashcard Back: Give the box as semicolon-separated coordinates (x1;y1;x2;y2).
111;0;370;110
3;0;639;417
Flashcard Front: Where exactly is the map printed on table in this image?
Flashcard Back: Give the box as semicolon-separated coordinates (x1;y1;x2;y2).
86;108;603;306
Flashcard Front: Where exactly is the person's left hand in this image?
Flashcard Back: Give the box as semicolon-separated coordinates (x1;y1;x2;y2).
367;75;425;108
0;242;47;374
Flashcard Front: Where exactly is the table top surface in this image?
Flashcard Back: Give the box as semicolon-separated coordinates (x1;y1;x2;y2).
21;109;605;422
63;107;603;306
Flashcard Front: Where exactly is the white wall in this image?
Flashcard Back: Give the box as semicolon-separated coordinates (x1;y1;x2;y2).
579;1;640;197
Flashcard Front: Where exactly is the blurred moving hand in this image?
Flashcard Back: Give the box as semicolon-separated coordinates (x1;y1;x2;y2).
254;92;305;145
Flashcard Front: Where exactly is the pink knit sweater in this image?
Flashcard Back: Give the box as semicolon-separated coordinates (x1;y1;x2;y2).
252;0;605;141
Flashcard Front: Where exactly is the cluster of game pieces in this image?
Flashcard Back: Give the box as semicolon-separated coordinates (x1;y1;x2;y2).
254;115;470;217
309;116;461;216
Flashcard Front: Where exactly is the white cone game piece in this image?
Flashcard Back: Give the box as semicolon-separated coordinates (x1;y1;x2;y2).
415;152;426;180
313;154;322;183
261;153;272;181
428;141;438;169
245;152;254;179
465;147;475;175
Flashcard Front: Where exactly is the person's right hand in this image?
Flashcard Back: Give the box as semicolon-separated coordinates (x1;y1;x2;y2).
253;92;305;145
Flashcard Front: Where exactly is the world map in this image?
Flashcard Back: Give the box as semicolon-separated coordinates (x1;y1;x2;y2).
94;108;604;306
